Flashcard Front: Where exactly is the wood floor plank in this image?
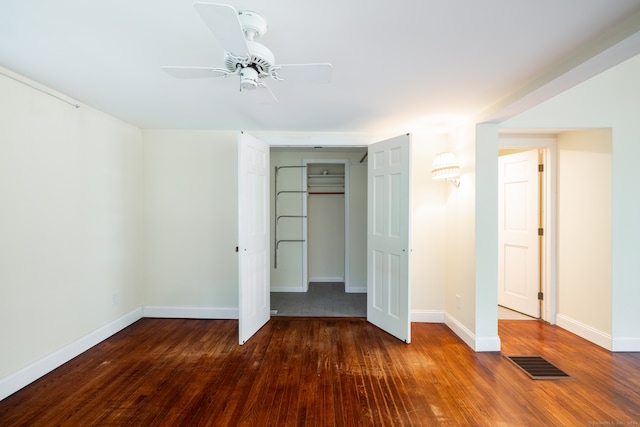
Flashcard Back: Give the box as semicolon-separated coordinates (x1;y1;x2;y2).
1;318;639;426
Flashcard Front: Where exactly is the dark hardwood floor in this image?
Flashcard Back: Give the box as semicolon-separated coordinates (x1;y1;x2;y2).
1;318;639;426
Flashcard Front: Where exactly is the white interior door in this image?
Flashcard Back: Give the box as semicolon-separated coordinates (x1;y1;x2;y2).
367;134;411;343
238;132;270;344
498;149;540;317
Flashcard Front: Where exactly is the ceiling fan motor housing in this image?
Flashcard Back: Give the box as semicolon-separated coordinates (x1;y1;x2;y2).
224;9;274;85
224;40;275;80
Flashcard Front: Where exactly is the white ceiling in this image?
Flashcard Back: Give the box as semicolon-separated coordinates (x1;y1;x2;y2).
2;0;640;134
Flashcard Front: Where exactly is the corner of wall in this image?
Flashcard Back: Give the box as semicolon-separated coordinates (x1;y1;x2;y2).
444;311;500;352
0;308;143;402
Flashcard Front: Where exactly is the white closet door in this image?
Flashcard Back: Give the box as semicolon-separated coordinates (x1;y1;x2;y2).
367;134;411;343
238;132;270;344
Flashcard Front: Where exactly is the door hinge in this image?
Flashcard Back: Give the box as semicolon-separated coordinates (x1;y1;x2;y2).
538;164;544;172
538;228;544;236
538;292;544;301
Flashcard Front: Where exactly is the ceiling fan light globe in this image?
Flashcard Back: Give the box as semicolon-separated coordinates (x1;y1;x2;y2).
239;67;259;90
240;79;258;90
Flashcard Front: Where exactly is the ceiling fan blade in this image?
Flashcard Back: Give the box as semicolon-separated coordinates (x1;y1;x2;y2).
161;66;230;79
272;63;333;84
259;83;279;103
193;2;249;57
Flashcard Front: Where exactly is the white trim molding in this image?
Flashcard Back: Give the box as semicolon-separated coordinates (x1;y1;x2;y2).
445;312;501;352
556;314;612;350
270;286;307;293
308;276;345;283
611;337;640;352
444;312;475;349
142;306;239;319
475;336;502;352
0;308;143;401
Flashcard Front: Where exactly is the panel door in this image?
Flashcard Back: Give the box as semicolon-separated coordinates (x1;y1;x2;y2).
367;134;411;343
498;149;540;318
238;132;270;344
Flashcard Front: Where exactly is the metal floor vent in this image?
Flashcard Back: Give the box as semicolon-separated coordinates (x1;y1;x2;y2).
506;356;572;380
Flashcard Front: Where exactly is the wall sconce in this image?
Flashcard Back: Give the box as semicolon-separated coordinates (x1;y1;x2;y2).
431;152;460;187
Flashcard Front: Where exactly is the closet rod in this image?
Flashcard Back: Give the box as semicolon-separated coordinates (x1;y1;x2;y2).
308;192;345;195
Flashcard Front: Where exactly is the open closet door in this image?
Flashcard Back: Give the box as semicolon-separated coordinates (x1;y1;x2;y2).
367;134;411;343
238;132;270;344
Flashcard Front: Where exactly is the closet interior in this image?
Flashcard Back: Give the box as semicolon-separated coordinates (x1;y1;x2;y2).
270;148;368;316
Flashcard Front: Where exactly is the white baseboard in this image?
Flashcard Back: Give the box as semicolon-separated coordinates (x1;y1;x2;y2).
444;312;475;349
142;306;238;319
270;286;307;292
556;314;612;350
411;310;445;323
475;335;502;352
345;285;366;293
612;337;640;352
309;277;344;283
0;308;143;401
444;312;500;352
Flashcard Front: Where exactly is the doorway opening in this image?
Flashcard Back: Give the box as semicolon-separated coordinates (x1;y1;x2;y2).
498;134;558;324
240;134;412;344
497;129;616;351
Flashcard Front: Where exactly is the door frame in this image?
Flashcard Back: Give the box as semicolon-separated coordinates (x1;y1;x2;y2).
302;158;352;292
499;134;557;324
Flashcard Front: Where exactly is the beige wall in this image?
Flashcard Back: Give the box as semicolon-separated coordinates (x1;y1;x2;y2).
308;192;346;280
557;129;612;335
141;130;239;310
0;67;142;381
409;131;449;317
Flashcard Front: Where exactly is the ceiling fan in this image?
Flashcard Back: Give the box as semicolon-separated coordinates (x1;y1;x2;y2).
162;2;333;101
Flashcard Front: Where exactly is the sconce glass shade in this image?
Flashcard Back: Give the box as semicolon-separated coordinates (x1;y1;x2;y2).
431;152;460;186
